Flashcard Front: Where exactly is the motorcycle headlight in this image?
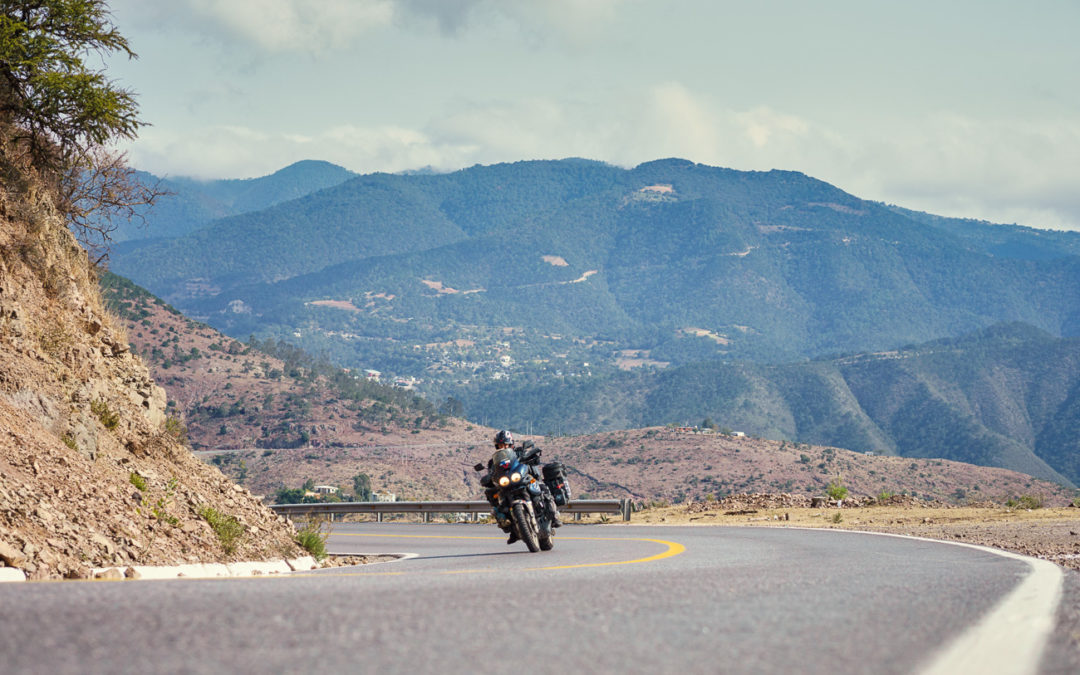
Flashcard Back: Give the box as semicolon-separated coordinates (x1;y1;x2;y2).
511;472;521;483
498;476;510;487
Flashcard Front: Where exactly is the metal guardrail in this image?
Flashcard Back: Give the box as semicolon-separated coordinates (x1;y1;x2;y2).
269;499;632;522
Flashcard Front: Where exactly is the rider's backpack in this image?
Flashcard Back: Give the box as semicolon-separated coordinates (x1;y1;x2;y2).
518;440;542;465
542;461;571;506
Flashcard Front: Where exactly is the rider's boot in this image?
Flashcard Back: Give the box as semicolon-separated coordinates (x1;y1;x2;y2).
547;495;562;527
507;530;519;545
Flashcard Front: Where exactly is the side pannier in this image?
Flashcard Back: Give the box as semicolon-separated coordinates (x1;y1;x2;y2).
542;461;572;506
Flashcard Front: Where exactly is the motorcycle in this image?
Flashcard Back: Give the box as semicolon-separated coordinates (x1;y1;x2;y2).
475;443;558;552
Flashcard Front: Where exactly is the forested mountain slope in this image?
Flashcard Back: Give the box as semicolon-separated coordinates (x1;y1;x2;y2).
464;323;1080;487
99;274;1074;506
111;159;1080;371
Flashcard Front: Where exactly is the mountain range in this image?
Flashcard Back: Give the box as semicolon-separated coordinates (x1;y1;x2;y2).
111;158;1080;364
111;160;356;243
106;158;1080;488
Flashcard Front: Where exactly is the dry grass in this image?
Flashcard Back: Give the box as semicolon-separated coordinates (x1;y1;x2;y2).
631;503;1080;528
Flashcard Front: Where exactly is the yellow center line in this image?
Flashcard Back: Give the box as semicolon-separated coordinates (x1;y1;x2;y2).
328;533;686;573
527;537;686;571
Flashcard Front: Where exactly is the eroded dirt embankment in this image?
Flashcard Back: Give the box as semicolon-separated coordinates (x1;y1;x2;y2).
0;153;302;580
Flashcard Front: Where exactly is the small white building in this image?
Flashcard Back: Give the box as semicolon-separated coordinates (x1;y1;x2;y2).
373;491;396;502
364;369;382;381
312;485;339;495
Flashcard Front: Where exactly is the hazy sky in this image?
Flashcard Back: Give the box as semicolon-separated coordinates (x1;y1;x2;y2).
104;0;1080;231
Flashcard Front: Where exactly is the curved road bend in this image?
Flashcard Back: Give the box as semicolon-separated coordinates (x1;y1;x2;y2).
0;524;1066;674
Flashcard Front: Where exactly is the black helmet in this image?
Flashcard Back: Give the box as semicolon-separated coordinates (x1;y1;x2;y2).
494;429;513;447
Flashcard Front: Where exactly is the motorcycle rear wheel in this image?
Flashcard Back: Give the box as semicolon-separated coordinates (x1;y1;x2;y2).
512;502;540;552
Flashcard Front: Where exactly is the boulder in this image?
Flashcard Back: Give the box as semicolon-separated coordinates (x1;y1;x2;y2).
0;540;27;567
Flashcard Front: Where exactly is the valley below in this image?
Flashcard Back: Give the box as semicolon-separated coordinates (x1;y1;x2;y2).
103;277;1074;510
106;159;1080;492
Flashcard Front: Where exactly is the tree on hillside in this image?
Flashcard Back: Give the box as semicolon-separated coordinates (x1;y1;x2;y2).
274;487;305;505
352;473;372;502
0;0;161;258
440;396;465;418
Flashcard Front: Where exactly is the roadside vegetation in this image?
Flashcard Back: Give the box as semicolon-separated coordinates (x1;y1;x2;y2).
294;517;329;561
0;0;165;260
198;506;245;555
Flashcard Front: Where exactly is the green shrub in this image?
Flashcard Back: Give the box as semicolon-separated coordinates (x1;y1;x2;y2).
294;517;329;561
129;472;148;491
91;399;120;430
198;506;245;554
825;475;848;501
831;512;843;524
876;490;895;503
163;415;188;444
150;477;180;526
1007;495;1044;510
37;323;73;359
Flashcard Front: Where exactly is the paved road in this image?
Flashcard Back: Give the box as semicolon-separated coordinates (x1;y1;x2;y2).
0;524;1066;674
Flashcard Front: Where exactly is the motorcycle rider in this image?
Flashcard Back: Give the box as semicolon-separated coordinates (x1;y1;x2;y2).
484;429;562;544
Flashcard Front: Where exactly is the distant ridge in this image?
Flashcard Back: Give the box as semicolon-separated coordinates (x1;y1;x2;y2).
113;160;356;242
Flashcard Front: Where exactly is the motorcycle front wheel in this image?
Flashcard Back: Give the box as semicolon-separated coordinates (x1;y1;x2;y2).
539;523;554;551
512;502;540;552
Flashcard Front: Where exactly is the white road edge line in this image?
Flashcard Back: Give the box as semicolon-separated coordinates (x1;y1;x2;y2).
916;543;1063;675
795;528;1064;675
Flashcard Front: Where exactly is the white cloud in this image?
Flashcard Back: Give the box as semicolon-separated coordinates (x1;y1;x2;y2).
492;0;623;44
125;0;625;54
123;80;1080;231
177;0;395;52
838;114;1080;230
638;82;721;160
734;107;809;149
394;0;485;35
128;124;470;179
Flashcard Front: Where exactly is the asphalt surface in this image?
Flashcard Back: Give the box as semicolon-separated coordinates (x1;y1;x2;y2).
0;524;1068;674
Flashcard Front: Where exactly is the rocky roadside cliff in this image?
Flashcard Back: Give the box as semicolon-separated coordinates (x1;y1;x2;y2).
0;157;304;580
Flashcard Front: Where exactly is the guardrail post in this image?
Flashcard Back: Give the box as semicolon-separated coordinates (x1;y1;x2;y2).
377;512;383;523
621;499;631;521
424;512;431;523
